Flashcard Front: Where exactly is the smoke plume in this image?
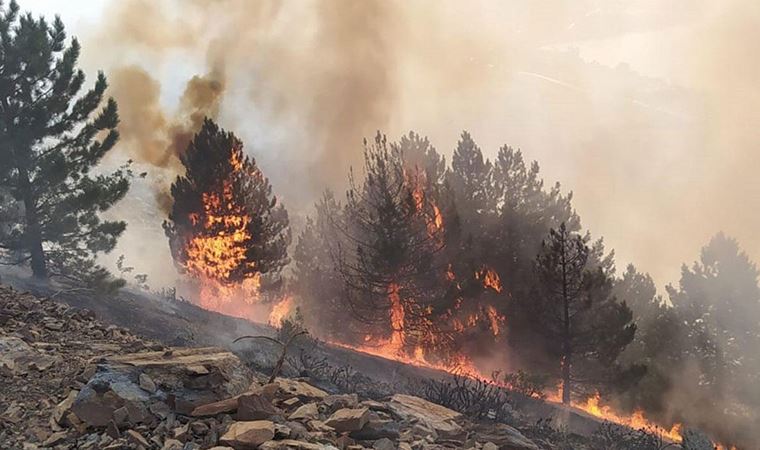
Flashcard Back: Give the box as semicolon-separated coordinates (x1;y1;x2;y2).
91;0;400;206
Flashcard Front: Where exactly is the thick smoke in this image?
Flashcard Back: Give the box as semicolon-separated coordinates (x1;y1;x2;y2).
110;67;224;166
92;0;399;204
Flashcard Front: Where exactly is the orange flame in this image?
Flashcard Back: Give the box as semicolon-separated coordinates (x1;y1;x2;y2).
406;170;444;240
388;283;406;352
181;149;261;316
544;391;684;442
268;296;295;326
486;305;505;336
476;267;502;293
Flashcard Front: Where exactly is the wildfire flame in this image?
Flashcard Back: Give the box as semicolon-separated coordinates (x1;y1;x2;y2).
407;169;444;240
543;390;684;443
174;147;288;323
388;283;405;352
183;151;261;312
268;295;295;327
476;266;502;293
486;305;504;335
332;168;686;445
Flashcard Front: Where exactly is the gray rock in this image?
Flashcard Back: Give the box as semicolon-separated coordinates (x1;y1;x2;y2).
373;437;396;450
72;347;254;426
139;373;157;393
350;418;400;440
473;423;539;450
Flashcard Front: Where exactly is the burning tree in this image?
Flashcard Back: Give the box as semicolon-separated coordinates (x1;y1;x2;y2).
163;119;290;312
531;223;637;404
335;132;450;358
297;131;508;368
0;2;130;289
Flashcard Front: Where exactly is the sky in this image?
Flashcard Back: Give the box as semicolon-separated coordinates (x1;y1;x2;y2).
19;1;760;291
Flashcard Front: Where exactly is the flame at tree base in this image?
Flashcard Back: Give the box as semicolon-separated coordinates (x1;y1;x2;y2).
268;295;295;326
195;274;260;312
550;392;684;443
331;339;685;443
185;275;294;328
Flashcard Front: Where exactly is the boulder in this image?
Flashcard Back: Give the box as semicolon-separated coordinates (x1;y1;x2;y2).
322;394;359;413
0;336;58;374
349;418;400;440
73;347;253;426
107;347;252;400
219;421;275;449
372;438;395;450
191;397;240;417
72;371;151;427
325;407;370;433
388;394;463;439
125;429;150;448
288;403;319;421
236;393;279;420
275;378;328;399
259;440;325;450
472;423;539;450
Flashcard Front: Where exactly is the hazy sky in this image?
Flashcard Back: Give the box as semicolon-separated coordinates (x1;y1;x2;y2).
20;1;760;290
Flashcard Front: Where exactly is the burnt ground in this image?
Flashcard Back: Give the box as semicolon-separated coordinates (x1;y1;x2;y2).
0;270;692;448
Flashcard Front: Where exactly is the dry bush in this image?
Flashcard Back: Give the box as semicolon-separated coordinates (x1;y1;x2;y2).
412;373;514;422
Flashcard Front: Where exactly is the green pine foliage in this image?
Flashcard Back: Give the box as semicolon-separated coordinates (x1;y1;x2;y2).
528;223;637;403
0;1;130;290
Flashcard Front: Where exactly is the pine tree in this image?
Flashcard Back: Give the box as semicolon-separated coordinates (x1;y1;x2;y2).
292;191;353;341
448;131;494;220
491;146;579;298
0;1;130;287
335;132;448;356
531;223;636;404
163;119;290;290
667;233;760;412
444;132;501;299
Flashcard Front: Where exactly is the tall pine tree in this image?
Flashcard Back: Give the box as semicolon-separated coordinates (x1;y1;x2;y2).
292;191;352;341
530;223;636;404
0;1;129;287
666;233;760;423
335;132;449;356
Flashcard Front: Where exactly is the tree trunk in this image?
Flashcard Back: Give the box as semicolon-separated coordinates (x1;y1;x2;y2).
561;228;571;404
561;353;571;404
18;166;47;279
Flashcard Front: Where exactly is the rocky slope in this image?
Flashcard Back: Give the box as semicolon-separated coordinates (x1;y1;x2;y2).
2;282;715;450
0;284;544;450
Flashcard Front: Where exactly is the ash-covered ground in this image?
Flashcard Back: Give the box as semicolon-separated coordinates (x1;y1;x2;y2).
0;280;716;450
